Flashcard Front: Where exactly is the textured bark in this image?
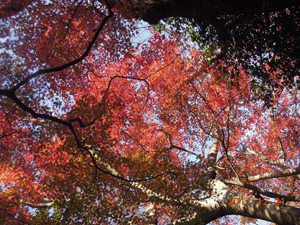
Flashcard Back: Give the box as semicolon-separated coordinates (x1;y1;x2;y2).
206;137;218;179
192;194;300;225
181;180;300;225
108;0;300;24
223;192;300;225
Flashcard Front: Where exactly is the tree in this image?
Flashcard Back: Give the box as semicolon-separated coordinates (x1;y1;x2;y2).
109;0;300;105
0;0;300;224
1;0;300;99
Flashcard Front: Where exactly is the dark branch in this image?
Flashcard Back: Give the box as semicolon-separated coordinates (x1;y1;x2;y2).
10;11;114;92
69;117;96;127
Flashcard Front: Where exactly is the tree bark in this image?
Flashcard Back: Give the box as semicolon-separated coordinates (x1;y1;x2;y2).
181;179;300;225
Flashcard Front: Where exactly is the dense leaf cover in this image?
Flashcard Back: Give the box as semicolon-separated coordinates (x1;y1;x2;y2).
156;6;300;106
0;0;300;224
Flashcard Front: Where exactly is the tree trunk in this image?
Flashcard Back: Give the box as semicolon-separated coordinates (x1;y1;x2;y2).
180;180;300;225
223;190;300;225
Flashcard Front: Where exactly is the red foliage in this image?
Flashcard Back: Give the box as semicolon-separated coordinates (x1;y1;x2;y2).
0;1;300;224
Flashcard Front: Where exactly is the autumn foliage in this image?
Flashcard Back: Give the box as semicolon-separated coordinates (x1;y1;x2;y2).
1;1;300;224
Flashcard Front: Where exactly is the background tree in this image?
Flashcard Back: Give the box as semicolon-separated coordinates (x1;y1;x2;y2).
0;0;300;224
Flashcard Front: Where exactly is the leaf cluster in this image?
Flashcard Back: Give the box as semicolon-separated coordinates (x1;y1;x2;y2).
156;6;300;106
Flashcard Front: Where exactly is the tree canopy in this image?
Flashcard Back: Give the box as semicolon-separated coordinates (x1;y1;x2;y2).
1;0;300;224
151;4;300;106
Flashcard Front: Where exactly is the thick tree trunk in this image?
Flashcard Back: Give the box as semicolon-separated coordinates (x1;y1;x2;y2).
223;190;300;225
108;0;300;24
182;180;300;225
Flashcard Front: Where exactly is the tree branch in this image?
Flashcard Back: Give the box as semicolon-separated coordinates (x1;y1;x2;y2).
223;178;300;202
10;11;114;92
247;167;300;182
